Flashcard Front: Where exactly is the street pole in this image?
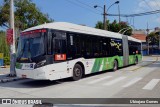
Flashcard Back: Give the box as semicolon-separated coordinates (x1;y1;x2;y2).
159;32;160;54
103;5;107;30
9;0;16;76
118;4;120;23
147;22;149;55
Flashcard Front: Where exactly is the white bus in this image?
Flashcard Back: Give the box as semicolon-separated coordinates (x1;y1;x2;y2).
16;22;142;81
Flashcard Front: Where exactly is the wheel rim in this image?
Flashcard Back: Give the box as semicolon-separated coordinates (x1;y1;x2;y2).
74;68;81;77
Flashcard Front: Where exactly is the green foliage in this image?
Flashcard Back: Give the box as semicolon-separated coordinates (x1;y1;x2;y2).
0;31;10;65
0;0;53;30
95;20;132;36
146;32;159;46
95;21;103;29
4;56;10;65
0;31;10;57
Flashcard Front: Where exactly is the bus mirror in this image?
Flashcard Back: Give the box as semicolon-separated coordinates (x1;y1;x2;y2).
46;55;53;64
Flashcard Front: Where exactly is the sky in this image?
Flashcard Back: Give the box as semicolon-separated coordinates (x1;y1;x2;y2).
0;0;160;31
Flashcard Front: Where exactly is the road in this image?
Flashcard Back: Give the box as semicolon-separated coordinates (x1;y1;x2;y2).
0;56;160;107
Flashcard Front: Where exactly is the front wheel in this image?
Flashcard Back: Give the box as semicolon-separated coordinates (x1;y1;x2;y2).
72;64;83;81
113;60;118;71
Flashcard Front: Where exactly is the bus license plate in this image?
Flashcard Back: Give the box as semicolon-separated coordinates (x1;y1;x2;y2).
22;75;26;78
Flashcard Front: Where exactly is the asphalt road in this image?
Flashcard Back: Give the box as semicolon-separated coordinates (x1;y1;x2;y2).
0;56;160;107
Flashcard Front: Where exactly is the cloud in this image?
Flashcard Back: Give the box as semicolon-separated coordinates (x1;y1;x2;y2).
138;0;160;10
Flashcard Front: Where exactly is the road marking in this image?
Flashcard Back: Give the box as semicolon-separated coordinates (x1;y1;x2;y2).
103;76;126;86
87;76;112;84
122;77;142;87
142;79;160;90
132;57;158;71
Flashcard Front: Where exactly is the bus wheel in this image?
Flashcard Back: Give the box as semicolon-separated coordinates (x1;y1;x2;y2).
135;57;138;65
113;60;118;71
72;64;83;81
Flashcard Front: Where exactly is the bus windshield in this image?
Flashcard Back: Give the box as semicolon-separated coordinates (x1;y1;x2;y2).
17;32;45;62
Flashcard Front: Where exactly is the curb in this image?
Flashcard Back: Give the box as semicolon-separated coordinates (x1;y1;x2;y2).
0;77;24;83
0;66;10;68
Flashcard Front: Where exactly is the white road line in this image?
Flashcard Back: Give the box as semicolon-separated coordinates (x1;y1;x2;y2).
122;77;142;87
142;79;160;90
103;76;126;86
87;76;112;84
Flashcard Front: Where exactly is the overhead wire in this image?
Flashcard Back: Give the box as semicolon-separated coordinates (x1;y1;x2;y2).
142;0;159;18
75;0;102;13
66;0;101;15
108;9;160;17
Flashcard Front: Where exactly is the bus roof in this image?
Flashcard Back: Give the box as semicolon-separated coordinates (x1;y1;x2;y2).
23;22;141;43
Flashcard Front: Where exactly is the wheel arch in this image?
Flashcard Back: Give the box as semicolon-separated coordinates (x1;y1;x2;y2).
114;58;119;67
75;61;85;77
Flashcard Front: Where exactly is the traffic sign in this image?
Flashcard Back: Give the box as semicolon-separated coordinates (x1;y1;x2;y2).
6;29;13;45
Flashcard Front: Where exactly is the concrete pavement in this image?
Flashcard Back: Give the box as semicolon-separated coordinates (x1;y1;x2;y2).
0;68;22;83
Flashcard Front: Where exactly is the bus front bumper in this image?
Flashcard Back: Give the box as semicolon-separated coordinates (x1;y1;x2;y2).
16;68;47;80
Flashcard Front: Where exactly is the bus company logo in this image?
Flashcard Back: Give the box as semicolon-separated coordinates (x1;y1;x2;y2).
2;99;11;104
30;64;33;68
86;62;89;65
110;41;122;51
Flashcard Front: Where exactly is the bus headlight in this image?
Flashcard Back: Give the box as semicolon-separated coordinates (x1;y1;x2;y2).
34;60;46;69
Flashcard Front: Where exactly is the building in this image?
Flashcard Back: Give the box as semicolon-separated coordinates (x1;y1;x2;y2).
131;30;147;55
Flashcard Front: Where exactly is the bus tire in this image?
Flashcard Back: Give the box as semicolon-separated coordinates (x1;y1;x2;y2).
113;60;118;71
135;57;138;65
72;64;83;81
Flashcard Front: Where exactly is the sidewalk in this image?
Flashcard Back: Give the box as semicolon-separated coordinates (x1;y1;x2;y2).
0;68;22;83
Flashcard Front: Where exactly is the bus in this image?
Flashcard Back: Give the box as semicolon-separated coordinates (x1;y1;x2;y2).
16;22;142;81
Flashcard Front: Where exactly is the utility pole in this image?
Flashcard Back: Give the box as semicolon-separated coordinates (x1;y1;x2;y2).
103;5;107;30
118;4;120;23
158;32;160;54
9;0;16;76
146;22;149;55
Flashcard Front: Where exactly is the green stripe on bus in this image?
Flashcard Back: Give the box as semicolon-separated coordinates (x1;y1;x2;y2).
91;56;124;73
91;58;103;73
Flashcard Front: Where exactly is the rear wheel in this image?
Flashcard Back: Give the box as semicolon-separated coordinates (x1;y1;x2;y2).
72;64;83;81
113;60;118;71
135;57;138;65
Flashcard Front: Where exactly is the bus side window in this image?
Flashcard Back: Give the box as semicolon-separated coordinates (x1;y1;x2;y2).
47;31;52;54
86;36;92;58
67;33;76;59
53;31;66;54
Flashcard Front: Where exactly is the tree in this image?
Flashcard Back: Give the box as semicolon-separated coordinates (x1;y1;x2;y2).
0;0;53;31
95;20;132;36
95;21;103;29
0;31;9;57
146;32;159;47
0;31;10;65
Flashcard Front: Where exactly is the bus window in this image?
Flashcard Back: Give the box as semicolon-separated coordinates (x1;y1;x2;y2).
52;31;66;54
47;31;52;54
86;36;93;58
